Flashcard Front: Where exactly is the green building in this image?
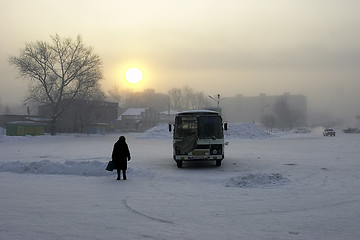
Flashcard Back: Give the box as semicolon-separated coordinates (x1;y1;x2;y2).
6;121;46;136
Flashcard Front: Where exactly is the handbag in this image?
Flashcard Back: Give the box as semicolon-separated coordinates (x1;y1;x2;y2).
106;161;115;171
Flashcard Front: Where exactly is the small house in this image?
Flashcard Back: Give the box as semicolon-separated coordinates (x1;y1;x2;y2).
116;108;160;132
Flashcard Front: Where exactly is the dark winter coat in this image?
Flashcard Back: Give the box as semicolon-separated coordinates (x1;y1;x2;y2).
112;137;131;170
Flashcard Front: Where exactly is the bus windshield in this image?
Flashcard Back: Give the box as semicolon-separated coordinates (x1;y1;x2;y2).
198;116;223;139
174;115;223;139
174;116;198;138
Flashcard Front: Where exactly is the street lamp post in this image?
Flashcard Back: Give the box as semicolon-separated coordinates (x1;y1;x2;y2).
208;94;225;113
261;104;270;129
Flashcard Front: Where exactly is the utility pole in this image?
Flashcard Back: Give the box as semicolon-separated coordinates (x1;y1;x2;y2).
209;94;225;113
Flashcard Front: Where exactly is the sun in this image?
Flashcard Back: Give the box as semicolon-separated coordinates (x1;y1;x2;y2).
125;67;143;84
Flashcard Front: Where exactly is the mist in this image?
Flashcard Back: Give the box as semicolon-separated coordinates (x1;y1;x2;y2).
1;0;360;127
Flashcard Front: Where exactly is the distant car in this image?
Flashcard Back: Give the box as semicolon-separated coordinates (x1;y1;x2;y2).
294;127;311;133
323;128;336;136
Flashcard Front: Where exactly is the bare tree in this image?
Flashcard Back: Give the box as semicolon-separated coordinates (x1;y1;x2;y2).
263;114;276;132
356;115;360;128
182;86;195;109
274;95;290;129
107;84;132;107
4;105;11;114
274;95;305;130
168;86;210;110
168;88;184;110
107;84;122;103
192;92;209;110
9;34;104;135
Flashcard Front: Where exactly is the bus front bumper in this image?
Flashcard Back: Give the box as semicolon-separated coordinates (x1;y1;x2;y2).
174;155;224;161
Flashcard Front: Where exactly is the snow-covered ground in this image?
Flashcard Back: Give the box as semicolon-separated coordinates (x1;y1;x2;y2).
1;124;360;240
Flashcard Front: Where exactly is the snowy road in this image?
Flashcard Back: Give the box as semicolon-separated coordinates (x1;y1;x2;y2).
1;131;360;240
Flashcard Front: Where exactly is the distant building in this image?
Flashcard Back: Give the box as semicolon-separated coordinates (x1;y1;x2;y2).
116;108;160;132
38;99;118;133
125;89;170;112
222;93;308;128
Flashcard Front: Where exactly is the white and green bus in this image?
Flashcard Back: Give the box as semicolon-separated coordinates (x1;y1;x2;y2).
169;110;227;168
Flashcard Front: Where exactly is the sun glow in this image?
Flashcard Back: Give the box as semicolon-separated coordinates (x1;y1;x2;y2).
125;67;143;84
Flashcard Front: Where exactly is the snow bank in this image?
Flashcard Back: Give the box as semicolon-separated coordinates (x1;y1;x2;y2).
225;123;274;139
137;122;275;139
0;160;113;176
137;123;172;139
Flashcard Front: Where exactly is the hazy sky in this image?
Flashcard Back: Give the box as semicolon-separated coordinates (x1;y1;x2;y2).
1;0;360;122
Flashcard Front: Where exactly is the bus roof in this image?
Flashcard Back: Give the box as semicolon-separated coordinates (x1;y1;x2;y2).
176;110;220;116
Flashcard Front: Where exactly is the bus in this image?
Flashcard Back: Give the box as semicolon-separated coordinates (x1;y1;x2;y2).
169;110;227;168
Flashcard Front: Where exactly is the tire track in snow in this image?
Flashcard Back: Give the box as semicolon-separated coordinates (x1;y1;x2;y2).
123;199;173;224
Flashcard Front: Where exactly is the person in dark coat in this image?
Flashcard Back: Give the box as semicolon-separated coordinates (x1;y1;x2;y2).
112;136;131;180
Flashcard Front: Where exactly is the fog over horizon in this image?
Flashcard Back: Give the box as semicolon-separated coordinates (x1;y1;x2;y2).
1;0;359;126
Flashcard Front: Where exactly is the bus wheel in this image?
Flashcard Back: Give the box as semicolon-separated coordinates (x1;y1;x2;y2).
176;160;183;168
216;160;221;167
